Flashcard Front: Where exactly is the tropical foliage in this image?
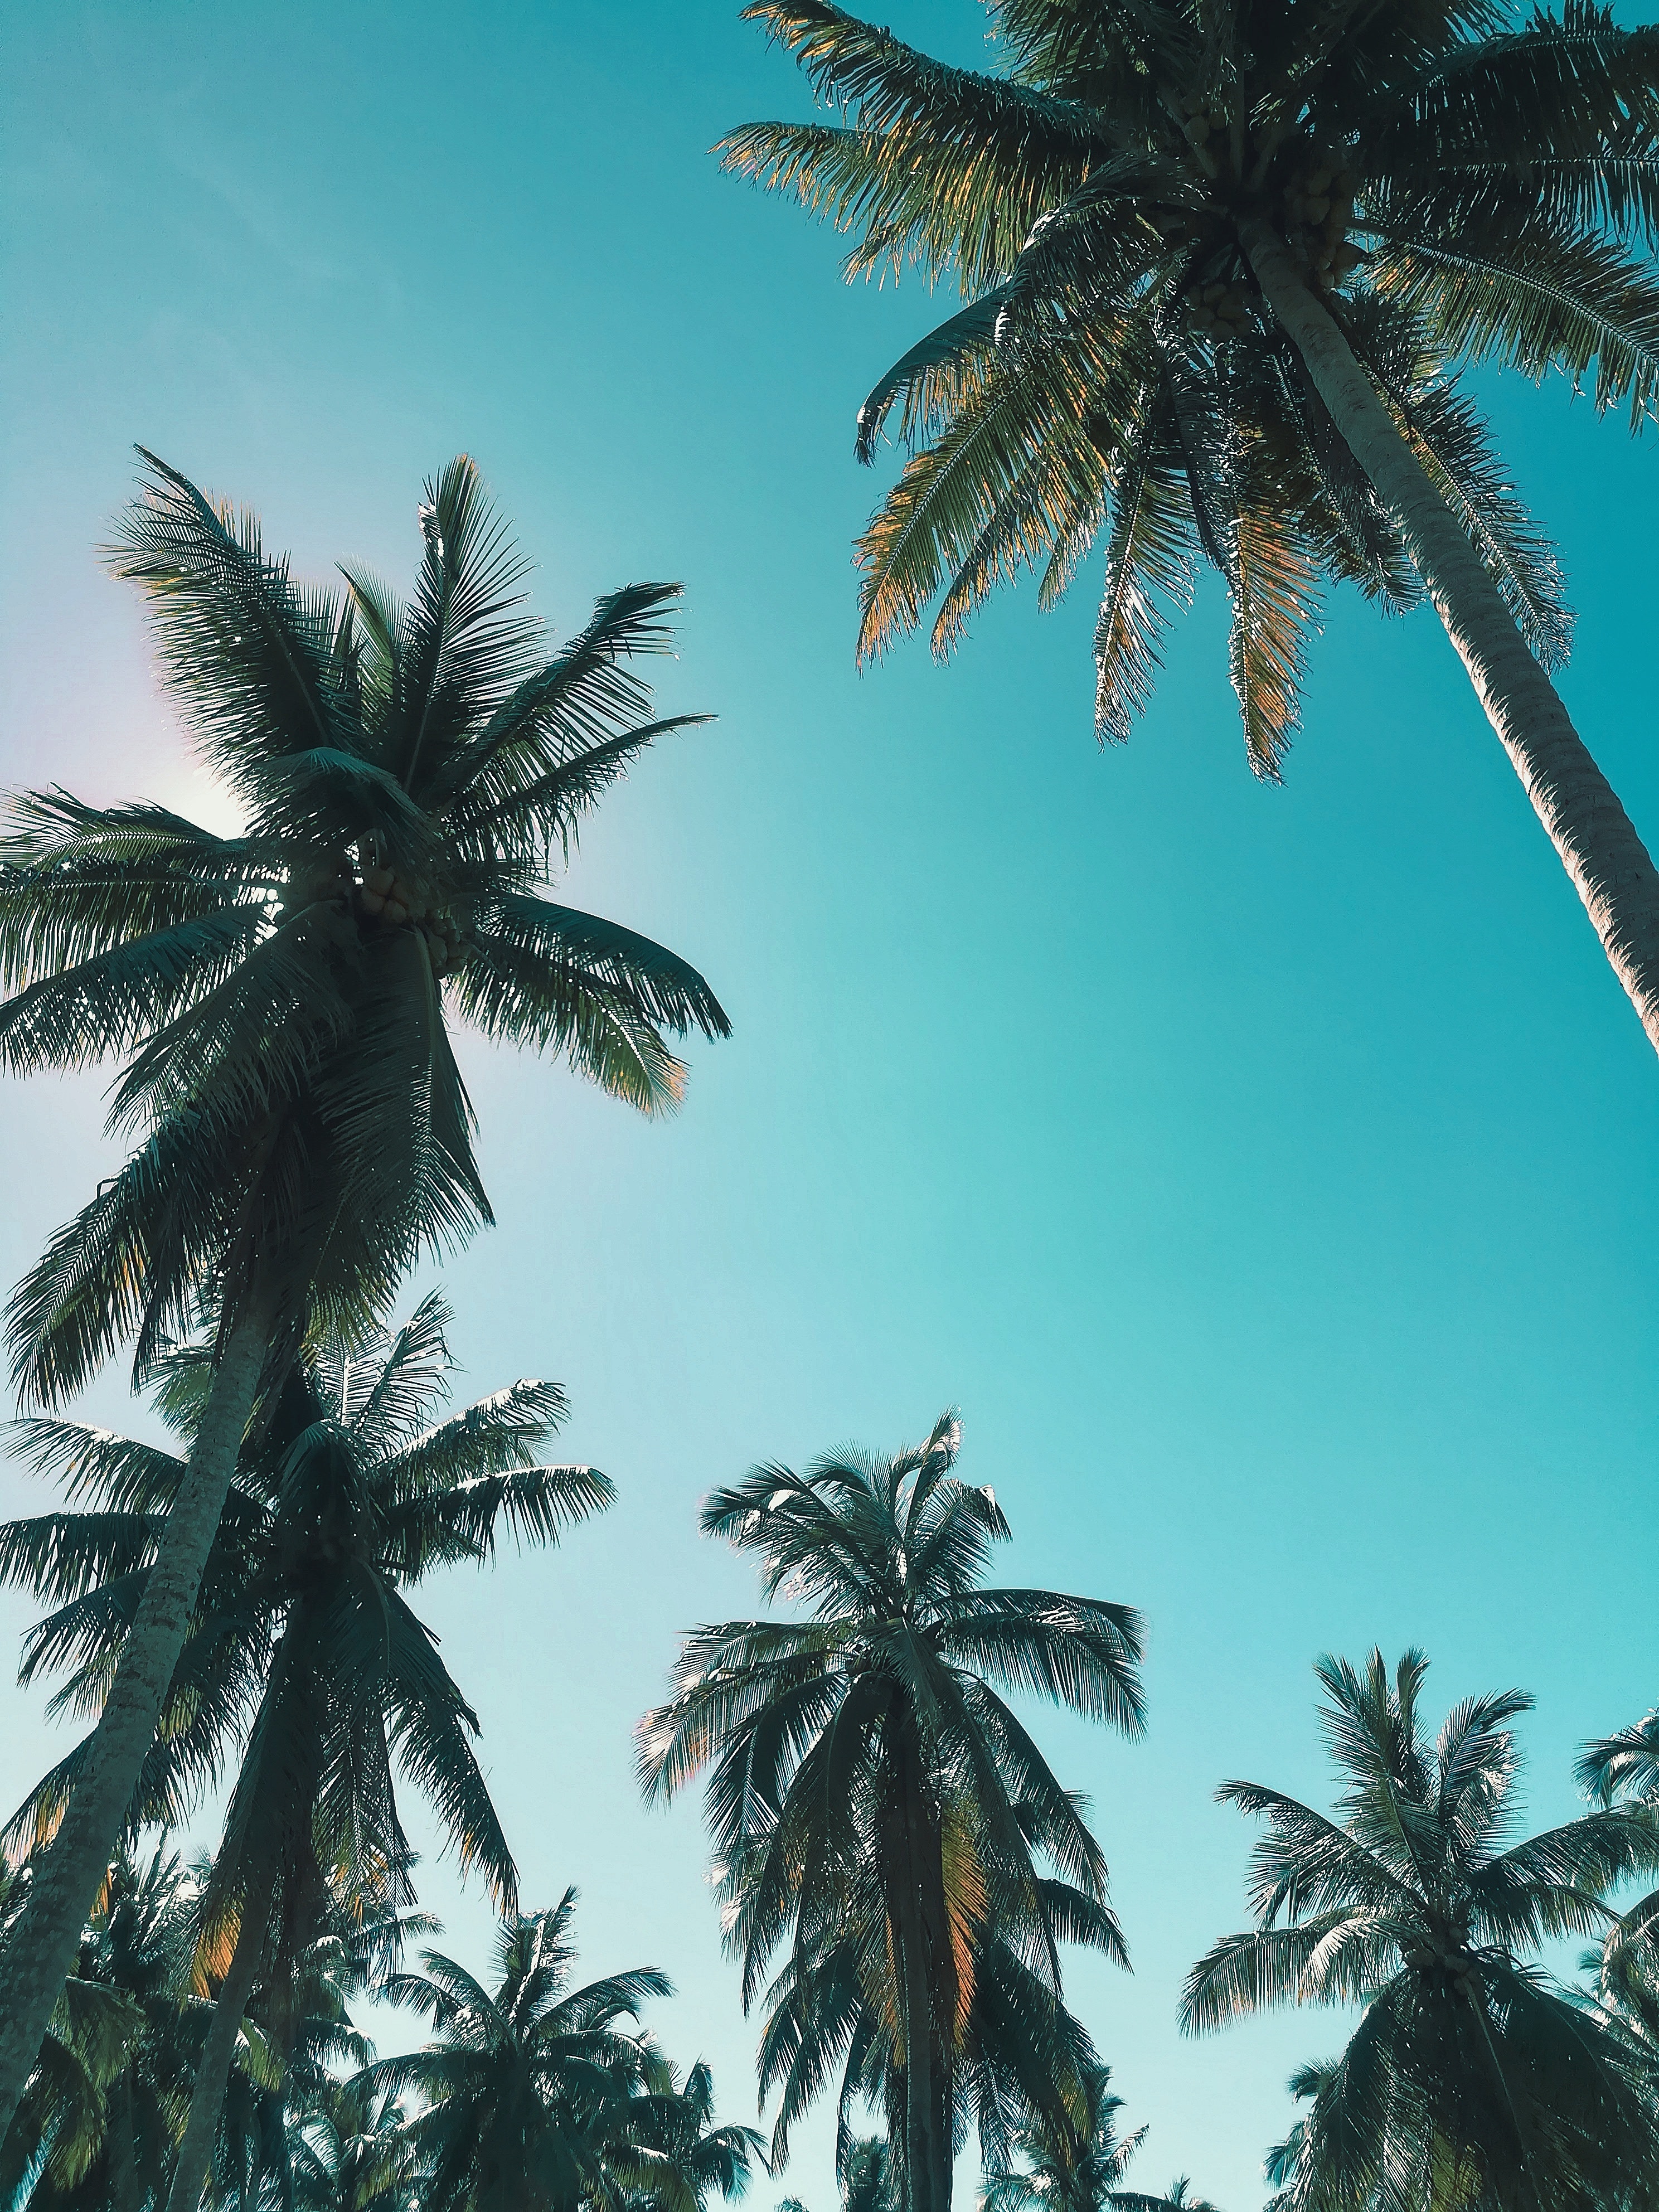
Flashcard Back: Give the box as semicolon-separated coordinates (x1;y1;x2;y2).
1182;1648;1659;2211
0;1289;611;2212
978;2063;1217;2212
371;1892;761;2212
725;0;1659;1052
0;449;730;2131
637;1413;1145;2212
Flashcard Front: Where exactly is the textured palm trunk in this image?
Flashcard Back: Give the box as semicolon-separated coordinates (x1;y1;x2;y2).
886;1728;954;2212
1239;214;1659;1057
165;1856;278;2212
0;1308;270;2144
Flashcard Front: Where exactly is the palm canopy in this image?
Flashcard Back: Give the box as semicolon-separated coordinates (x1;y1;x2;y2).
0;1288;611;1930
371;1889;757;2212
637;1413;1144;2212
208;1899;430;2212
978;2063;1219;2212
726;0;1659;770
1181;1648;1659;2212
0;449;729;1404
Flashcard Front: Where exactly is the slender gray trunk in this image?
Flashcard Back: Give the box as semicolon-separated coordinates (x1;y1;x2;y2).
166;1859;276;2212
0;1308;270;2144
1239;214;1659;1056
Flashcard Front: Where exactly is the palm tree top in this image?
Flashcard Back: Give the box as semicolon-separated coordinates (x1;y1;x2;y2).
641;1409;1147;1806
721;0;1659;769
0;1287;613;1912
0;450;730;1406
1183;1647;1659;2031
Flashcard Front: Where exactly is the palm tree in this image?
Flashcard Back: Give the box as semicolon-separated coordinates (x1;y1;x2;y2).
0;449;729;2132
288;2072;421;2212
726;0;1659;1054
637;1411;1145;2212
979;2063;1219;2212
1181;1647;1659;2211
371;1889;722;2212
0;1849;198;2212
617;2059;767;2212
774;2133;900;2212
0;1291;612;2212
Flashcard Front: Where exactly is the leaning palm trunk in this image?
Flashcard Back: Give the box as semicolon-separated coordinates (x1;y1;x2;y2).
0;1309;269;2144
1239;216;1659;1050
165;1855;278;2212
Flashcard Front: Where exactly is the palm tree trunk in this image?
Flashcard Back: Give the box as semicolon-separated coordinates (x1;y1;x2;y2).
166;1857;277;2212
886;1731;954;2212
0;1306;271;2145
1238;214;1659;1056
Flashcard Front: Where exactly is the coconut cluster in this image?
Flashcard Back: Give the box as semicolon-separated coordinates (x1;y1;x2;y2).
355;867;468;978
1187;279;1254;337
1280;162;1364;289
1400;1936;1481;1993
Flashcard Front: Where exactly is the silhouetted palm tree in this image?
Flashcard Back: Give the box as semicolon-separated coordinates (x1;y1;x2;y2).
372;1891;742;2212
0;1291;610;2212
1182;1648;1659;2210
0;450;728;2133
639;1413;1144;2212
979;2063;1220;2212
727;0;1659;1054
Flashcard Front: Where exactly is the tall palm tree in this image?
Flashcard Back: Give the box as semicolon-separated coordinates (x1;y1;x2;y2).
1181;1648;1659;2211
637;1411;1146;2212
0;449;729;2132
371;1889;734;2212
979;2063;1219;2212
0;1291;612;2212
726;0;1659;1054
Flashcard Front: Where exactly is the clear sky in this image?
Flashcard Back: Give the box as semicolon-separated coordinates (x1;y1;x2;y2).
3;4;1658;2205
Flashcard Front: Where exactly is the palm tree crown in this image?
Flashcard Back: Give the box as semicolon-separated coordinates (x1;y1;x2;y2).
728;0;1656;753
638;1413;1145;2212
373;1890;755;2212
979;2063;1219;2212
726;0;1659;1059
0;450;729;1404
1182;1648;1659;2211
1;1289;609;1916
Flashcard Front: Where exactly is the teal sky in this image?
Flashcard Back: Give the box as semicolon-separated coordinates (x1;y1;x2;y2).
3;3;1658;2204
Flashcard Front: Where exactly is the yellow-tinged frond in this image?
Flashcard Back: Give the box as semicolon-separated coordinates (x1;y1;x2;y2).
941;1797;987;2044
1228;492;1318;780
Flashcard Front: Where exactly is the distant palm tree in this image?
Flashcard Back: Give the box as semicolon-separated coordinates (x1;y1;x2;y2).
1182;1648;1659;2210
773;2133;898;2212
638;1412;1144;2212
979;2063;1219;2212
727;0;1659;1055
618;2059;767;2212
288;2072;421;2212
372;1890;730;2212
0;1291;611;2212
0;450;729;2133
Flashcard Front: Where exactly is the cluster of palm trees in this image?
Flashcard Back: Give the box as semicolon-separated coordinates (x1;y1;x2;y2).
3;0;1659;2204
